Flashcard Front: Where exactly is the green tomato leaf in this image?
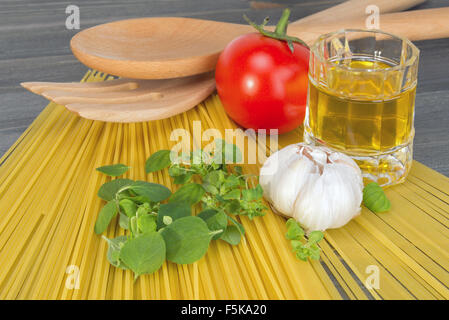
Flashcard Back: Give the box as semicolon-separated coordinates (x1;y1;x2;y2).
145;150;173;173
104;235;128;269
363;182;391;213
169;183;205;206
220;225;241;245
119;232;166;279
94;201;118;234
137;214;157;234
129;181;171;203
157;201;191;229
98;179;134;201
96;164;130;177
198;209;227;240
161;216;213;264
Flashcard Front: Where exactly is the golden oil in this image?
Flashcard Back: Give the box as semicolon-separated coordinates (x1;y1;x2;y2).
304;58;416;186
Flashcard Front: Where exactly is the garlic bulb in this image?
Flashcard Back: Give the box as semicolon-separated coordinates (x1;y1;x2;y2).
260;143;363;232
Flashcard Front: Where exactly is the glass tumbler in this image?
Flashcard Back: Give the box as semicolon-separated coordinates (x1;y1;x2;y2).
304;29;419;187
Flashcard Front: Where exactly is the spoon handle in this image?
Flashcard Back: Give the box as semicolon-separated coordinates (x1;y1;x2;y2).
288;8;449;45
291;0;427;26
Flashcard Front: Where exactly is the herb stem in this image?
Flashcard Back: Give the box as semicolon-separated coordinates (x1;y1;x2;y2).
209;229;224;236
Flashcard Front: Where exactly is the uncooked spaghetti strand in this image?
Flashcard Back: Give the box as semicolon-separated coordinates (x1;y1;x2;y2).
0;109;75;237
0;116;92;290
42;121;108;299
9;118;96;298
28;119;103;299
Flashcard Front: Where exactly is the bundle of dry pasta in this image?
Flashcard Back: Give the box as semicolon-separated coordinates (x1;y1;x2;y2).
0;70;448;300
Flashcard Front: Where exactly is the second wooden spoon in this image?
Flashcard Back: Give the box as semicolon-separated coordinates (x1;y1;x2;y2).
71;0;427;79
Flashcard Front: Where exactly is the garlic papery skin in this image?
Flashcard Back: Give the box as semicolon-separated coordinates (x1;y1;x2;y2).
260;143;363;232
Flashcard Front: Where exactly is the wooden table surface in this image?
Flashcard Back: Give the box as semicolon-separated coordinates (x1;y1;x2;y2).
1;0;448;176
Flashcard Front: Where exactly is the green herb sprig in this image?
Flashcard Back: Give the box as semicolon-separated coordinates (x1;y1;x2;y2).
285;218;324;261
146;139;267;244
363;182;391;213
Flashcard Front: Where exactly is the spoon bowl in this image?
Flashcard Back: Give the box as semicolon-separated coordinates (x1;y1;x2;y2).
71;18;251;79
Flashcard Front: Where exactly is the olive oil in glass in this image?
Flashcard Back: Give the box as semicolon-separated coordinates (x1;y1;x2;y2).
304;30;419;186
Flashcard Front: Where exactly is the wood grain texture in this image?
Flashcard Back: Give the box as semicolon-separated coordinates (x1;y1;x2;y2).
69;7;449;80
23;73;217;122
1;0;449;175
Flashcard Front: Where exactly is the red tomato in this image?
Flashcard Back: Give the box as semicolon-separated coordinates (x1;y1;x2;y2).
215;32;310;134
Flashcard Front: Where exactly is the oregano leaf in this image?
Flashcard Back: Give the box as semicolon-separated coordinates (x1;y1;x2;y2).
104;235;128;269
161;216;213;264
119;213;129;230
137;214;157;234
94;201;118;234
129;181;171;203
363;182;391;213
145;150;173;173
96;164;130;177
169;183;205;205
308;230;324;244
157;201;191;229
98;179;134;201
119;232;166;279
198;209;227;240
227;215;245;236
220;225;241;245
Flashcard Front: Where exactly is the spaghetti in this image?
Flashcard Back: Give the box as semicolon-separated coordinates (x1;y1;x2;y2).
0;71;448;299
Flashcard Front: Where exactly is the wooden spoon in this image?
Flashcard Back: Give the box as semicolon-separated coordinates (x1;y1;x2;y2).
22;72;216;122
23;8;449;123
71;0;426;79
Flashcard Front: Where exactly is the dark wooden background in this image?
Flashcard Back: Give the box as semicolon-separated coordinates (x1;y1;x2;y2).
1;0;448;176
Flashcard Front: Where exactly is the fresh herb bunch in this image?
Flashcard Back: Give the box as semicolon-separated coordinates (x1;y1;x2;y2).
285;218;324;261
145;140;267;239
94;140;267;279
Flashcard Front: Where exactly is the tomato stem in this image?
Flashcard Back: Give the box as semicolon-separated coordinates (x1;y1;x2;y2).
243;8;309;53
274;8;290;36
